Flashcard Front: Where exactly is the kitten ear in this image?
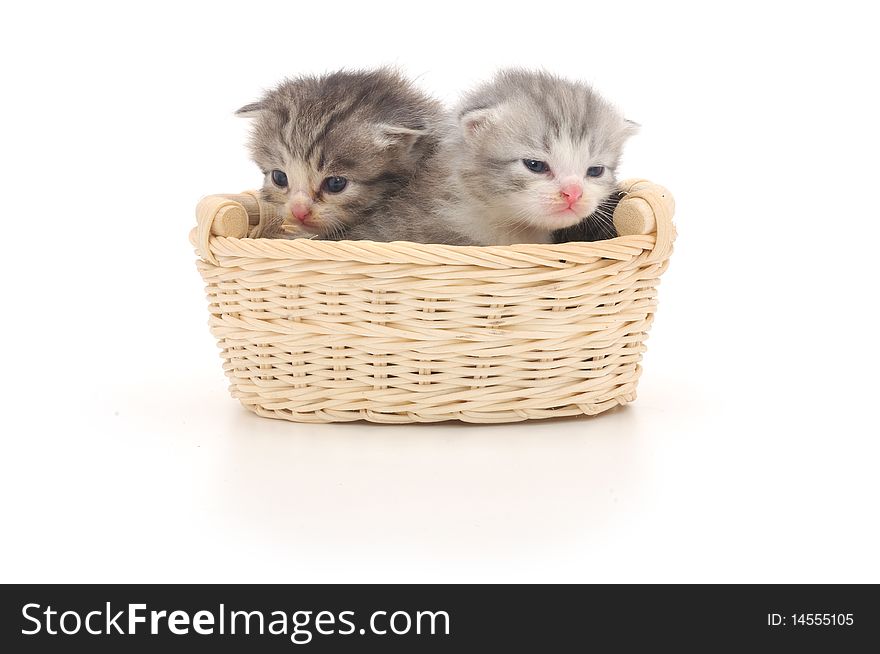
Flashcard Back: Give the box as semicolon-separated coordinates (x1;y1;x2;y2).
459;107;501;139
235;102;265;118
623;119;641;137
373;124;426;151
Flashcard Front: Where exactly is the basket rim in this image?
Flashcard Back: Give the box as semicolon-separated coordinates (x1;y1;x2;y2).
192;232;660;267
191;178;675;268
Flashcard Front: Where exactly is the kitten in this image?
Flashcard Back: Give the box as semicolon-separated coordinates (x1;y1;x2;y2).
236;68;445;239
340;69;637;246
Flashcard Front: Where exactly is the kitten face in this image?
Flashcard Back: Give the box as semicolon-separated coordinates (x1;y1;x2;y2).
453;70;637;234
238;69;441;238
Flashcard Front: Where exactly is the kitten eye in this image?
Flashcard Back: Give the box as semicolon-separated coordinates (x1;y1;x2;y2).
322;176;348;193
271;169;288;187
523;159;550;174
586;166;605;178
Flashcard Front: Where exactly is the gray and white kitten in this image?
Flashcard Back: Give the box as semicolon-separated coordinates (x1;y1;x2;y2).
237;68;444;239
341;69;637;245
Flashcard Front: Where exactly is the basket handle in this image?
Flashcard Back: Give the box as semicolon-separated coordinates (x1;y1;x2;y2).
192;192;281;264
613;179;676;261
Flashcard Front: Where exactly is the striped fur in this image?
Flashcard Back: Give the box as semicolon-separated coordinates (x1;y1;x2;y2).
237;68;445;239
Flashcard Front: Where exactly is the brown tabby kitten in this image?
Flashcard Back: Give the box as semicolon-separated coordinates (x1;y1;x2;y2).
236;68;444;239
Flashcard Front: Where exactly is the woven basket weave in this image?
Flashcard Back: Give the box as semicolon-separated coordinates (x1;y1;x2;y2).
190;178;675;423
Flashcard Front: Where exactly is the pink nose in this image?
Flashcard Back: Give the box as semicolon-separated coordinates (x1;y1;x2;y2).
560;184;583;206
290;204;312;221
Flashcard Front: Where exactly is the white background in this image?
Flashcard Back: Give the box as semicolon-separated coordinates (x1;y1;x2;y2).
1;0;878;583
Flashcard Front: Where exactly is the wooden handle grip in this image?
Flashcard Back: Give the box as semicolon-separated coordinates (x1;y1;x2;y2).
613;179;675;237
612;178;676;262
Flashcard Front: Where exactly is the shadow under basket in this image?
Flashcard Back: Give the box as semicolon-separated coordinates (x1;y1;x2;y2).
190;178;676;424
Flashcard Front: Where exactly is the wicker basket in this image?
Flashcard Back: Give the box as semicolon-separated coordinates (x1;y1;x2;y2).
190;178;675;424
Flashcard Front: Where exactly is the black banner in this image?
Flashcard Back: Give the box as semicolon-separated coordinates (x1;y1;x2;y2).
1;584;875;651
